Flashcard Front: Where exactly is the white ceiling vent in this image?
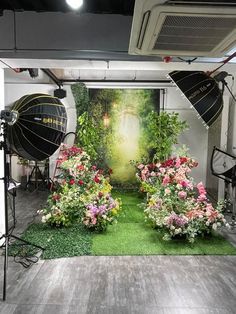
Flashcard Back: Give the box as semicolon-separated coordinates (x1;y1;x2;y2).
129;0;236;57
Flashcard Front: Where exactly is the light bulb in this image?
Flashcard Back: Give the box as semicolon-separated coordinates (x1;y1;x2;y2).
66;0;83;10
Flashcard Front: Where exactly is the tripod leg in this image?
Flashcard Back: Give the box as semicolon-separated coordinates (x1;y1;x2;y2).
10;234;45;251
3;237;8;301
230;185;236;227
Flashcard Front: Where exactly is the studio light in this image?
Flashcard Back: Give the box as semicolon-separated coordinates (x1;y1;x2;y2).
7;93;67;161
66;0;83;10
168;71;223;128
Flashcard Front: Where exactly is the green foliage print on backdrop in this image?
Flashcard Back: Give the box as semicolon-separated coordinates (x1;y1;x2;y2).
71;84;120;169
109;89;157;184
140;111;188;163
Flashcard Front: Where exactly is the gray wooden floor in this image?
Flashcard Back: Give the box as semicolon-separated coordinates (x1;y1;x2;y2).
1;256;236;313
0;190;236;313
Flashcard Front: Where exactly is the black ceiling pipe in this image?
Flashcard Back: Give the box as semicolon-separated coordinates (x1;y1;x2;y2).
41;68;63;88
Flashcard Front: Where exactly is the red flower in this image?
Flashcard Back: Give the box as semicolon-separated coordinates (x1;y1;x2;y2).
147;163;156;171
69;179;75;185
98;192;103;198
94;176;100;183
180;157;188;164
92;165;97;171
78;180;84;185
52;194;60;201
161;159;174;168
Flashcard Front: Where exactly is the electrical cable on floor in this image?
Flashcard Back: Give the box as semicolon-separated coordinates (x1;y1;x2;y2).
13;247;39;268
0;207;43;269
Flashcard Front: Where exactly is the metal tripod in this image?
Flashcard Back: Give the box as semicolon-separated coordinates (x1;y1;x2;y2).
0;122;44;301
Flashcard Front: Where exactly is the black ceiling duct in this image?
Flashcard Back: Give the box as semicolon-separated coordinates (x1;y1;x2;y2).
7;93;67;161
168;71;223;128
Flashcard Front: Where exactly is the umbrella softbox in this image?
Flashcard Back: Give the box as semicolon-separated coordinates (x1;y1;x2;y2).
168;71;223;128
7;93;67;161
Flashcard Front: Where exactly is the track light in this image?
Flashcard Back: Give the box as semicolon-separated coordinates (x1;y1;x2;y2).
54;87;67;99
66;0;83;10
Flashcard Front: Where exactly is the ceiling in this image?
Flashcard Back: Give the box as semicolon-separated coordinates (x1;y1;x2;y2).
0;0;236;14
0;0;236;82
0;0;135;15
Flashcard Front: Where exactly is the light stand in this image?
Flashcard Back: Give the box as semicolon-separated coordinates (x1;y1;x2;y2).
0;112;44;301
211;147;236;227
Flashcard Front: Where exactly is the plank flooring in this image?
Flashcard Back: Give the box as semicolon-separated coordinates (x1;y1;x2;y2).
0;190;236;313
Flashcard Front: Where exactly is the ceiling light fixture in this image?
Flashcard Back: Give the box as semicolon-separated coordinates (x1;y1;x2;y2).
66;0;83;10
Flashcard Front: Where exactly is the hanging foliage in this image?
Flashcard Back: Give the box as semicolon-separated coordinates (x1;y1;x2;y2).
71;85;119;169
71;83;90;134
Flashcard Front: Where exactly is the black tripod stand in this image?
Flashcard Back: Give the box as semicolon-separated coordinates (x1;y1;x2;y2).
0;120;44;301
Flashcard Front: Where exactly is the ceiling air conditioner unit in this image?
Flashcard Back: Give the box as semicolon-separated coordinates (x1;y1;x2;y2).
129;0;236;57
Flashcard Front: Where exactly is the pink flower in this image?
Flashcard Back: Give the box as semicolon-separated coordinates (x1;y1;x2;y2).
175;158;181;168
198;194;207;202
162;175;170;186
160;167;165;174
165;188;171;195
178;191;187;199
181;180;188;188
138;164;144;169
197;182;206;195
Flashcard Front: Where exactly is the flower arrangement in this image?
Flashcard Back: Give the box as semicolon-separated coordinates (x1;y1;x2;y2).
83;192;120;231
136;155;227;242
42;145;121;230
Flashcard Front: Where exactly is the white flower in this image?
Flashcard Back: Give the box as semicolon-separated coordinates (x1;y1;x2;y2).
45;213;52;220
212;223;217;230
174;228;181;235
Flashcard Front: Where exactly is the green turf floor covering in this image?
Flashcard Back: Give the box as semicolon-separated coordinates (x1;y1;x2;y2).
10;223;92;259
13;191;236;259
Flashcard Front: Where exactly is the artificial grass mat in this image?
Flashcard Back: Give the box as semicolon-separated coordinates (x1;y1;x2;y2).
12;190;236;259
9;223;92;259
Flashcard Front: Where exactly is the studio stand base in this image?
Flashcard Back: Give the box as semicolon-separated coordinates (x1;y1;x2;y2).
0;121;44;301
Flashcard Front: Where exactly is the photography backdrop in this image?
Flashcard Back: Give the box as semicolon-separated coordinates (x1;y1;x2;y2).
91;88;160;184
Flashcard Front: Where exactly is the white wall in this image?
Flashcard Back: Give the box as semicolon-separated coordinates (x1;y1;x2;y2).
165;86;208;184
4;82;77;180
0;69;5;245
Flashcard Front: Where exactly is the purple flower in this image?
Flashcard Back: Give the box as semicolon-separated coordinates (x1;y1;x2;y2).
166;213;188;227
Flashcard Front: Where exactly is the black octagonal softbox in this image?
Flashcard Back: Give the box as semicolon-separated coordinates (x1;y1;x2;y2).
168;71;223;128
7;93;67;161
